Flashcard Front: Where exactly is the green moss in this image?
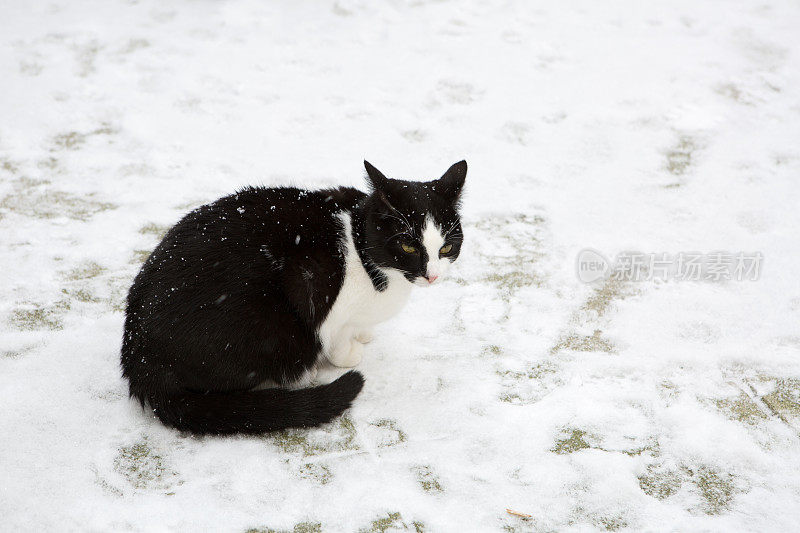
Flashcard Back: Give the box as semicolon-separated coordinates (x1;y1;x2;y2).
139;222;170;239
692;467;735;515
0;177;116;221
246;522;322;533
10;301;69;330
471;213;548;299
659;380;679;400
666;135;697;176
619;442;658;457
411;522;425;533
298;463;332;485
131;249;152;264
37;157;59;170
551;330;614;354
414;465;443;493
497;362;557;383
62;287;100;303
551;429;591;454
498;362;560;405
66;261;106;280
1;158;18;174
762;378;800;418
638;466;682;500
268;416;359;456
483;344;502;356
270;431;324;456
639;464;737;514
122;38;151;53
52;131;86;150
114;440;170;489
715;83;746;103
370;418;407;447
360;512;405;533
713;393;767;424
499;392;523;404
483;270;544;292
597;515;627;531
582;279;629;318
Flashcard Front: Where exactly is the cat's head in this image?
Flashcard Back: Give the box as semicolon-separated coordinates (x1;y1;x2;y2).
361;160;467;287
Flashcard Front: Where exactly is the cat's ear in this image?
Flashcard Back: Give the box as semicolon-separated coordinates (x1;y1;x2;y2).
364;160;390;192
432;160;467;202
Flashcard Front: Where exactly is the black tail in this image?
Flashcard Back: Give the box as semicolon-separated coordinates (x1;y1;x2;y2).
148;371;364;435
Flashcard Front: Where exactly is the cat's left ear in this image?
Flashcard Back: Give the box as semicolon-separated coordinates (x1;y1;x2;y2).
432;160;467;202
364;160;390;192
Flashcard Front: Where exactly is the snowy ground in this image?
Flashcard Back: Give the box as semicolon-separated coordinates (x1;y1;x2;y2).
2;0;800;531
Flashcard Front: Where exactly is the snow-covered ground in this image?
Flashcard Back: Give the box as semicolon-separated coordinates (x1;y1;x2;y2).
2;0;800;531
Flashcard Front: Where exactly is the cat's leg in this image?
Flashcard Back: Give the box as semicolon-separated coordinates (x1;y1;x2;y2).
354;329;374;344
328;326;363;368
287;365;319;389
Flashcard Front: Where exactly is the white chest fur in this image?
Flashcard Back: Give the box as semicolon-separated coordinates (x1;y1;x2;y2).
317;213;412;367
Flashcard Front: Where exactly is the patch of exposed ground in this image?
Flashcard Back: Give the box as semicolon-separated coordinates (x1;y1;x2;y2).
466;213;548;299
711;392;768;424
0;176;116;221
364;418;407;448
413;465;443;493
51;123;117;150
296;463;332;485
64;261;106;280
549;278;634;357
266;416;358;457
139;222;170;239
761;377;800;421
359;512;424;533
551;428;658;457
498;361;562;405
639;463;739;515
131;249;152;264
550;329;615;354
113;438;179;490
246;522;322;533
665;135;698;176
551;428;592;455
9;300;70;330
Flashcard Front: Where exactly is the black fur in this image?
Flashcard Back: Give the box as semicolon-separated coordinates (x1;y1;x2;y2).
121;161;466;435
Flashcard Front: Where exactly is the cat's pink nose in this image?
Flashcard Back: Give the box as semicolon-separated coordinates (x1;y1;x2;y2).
426;275;438;283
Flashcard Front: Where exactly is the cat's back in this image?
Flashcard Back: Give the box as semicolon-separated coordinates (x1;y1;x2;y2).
128;185;366;316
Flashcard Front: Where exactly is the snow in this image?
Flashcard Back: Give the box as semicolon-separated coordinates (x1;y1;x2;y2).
2;0;800;531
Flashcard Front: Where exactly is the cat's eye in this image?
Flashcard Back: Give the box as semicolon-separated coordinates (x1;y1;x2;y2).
439;244;453;255
401;243;417;254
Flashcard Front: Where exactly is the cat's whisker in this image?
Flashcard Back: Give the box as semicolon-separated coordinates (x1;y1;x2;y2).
380;212;414;235
444;220;461;238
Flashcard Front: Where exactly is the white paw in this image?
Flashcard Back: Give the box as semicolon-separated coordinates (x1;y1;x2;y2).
354;329;374;344
329;340;364;368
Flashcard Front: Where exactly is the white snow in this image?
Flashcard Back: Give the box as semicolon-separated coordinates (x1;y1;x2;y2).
2;0;800;531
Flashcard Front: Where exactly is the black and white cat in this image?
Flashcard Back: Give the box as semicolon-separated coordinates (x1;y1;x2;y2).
121;160;467;434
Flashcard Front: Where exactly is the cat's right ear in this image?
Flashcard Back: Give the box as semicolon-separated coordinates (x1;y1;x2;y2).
364;160;390;192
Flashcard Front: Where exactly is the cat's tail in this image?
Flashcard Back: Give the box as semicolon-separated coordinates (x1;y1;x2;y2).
147;371;364;435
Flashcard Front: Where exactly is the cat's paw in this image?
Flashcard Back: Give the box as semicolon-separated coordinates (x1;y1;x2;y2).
329;340;363;368
354;329;374;344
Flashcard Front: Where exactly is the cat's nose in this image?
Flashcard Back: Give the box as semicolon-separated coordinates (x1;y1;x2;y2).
425;275;438;283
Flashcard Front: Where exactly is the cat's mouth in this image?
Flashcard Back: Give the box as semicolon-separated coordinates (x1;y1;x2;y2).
413;275;440;287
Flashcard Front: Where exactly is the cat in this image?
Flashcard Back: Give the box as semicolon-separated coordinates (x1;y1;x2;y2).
121;160;467;434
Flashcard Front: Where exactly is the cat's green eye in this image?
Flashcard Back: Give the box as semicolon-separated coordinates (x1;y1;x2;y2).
439;244;453;255
401;243;417;254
